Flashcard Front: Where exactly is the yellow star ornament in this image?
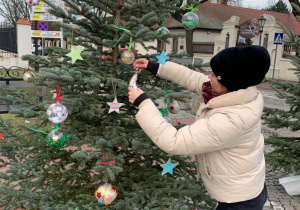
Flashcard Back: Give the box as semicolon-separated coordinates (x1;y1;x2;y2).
66;46;83;64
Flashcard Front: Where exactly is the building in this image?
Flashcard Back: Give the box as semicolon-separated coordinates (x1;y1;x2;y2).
136;1;299;82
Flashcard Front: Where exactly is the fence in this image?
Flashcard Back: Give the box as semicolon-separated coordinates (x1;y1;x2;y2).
0;22;17;57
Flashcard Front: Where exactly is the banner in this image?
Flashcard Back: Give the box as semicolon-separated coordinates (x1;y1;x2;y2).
31;13;62;21
31;30;62;38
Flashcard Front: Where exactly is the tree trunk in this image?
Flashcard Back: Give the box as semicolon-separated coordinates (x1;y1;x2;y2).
185;29;194;57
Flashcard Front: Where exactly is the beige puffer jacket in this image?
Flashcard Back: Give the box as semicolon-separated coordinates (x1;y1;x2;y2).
135;62;265;203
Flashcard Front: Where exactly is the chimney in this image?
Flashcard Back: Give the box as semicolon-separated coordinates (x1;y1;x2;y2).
220;0;228;5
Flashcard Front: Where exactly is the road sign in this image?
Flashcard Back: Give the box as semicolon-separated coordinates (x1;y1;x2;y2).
37;21;49;31
274;33;284;45
31;13;62;21
31;30;62;38
32;5;67;12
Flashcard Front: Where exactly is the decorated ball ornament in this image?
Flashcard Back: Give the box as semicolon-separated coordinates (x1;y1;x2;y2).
95;183;117;205
156;27;169;35
47;127;67;148
46;102;68;124
25;0;40;6
168;100;180;114
182;12;199;30
121;50;135;64
23;71;35;82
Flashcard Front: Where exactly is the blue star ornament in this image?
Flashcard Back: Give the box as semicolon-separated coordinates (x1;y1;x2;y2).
160;158;177;175
156;51;169;64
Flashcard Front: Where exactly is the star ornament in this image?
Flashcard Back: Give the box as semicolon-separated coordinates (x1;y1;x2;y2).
160;158;177;175
156;51;169;64
107;97;124;114
66;46;83;64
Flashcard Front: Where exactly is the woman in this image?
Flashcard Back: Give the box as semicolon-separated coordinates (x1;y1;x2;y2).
128;45;270;209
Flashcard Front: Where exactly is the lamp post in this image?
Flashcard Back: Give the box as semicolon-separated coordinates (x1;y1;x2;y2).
258;15;266;46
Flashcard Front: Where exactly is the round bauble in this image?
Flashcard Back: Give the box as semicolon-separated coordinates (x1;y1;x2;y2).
46;102;68;124
121;50;135;64
95;183;117;205
156;27;169;35
48;128;66;148
181;12;199;30
168;100;180;114
23;71;35;83
25;0;40;6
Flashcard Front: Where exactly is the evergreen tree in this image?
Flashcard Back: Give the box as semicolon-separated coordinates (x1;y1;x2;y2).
264;0;290;13
263;4;300;175
0;0;214;209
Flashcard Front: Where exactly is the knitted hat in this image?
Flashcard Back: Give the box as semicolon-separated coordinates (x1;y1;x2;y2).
210;45;270;91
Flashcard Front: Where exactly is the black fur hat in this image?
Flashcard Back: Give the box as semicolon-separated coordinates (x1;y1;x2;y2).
210;45;271;91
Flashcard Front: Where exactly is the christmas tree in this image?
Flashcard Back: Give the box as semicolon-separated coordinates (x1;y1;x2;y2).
0;0;215;209
263;2;300;175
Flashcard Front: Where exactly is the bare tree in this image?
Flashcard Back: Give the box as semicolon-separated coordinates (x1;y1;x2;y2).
0;0;30;25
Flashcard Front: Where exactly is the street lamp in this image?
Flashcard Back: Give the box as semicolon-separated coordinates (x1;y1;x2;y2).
258;15;266;46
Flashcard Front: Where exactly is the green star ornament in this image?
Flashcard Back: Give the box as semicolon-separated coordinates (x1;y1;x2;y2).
66;46;83;64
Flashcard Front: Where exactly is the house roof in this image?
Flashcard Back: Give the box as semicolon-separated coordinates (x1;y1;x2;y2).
164;2;300;35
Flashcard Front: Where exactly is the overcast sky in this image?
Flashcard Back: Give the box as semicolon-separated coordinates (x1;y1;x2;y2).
0;0;294;22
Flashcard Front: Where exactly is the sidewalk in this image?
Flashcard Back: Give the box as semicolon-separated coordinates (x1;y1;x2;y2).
170;82;300;210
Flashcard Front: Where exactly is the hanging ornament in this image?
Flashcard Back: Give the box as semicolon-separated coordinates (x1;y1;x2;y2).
23;70;35;82
168;100;180;114
113;26;135;64
107;82;124;114
25;0;40;6
129;72;138;89
159;87;170;116
181;4;199;30
156;14;169;35
66;46;83;64
24;122;72;150
121;50;135;64
46;81;68;123
156;51;169;64
160;158;177;175
95;183;117;205
156;27;169;36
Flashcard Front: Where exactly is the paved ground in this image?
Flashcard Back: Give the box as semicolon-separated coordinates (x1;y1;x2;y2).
169;82;300;210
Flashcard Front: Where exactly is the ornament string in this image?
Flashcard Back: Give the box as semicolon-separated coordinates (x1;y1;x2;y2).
185;4;198;13
159;14;166;28
113;25;133;52
100;152;116;182
159;87;170;116
100;152;116;165
53;80;64;104
24;122;49;142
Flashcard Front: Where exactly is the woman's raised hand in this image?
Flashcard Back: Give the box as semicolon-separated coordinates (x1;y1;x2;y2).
133;58;149;72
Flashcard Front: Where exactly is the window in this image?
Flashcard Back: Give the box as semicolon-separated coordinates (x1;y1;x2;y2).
172;37;178;52
157;40;166;51
180;45;184;50
193;42;214;54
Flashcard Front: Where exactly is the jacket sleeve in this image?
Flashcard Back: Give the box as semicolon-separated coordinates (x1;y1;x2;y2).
157;61;210;95
136;99;243;155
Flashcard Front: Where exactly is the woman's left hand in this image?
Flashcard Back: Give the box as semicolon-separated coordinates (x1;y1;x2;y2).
128;87;144;104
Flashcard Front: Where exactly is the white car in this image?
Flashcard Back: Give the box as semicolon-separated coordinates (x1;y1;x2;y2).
31;44;42;53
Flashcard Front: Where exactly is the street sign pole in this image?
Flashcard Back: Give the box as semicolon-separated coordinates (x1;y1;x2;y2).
272;32;284;79
273;44;278;79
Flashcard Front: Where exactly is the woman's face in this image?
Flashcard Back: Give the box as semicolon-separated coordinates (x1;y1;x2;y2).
208;72;228;94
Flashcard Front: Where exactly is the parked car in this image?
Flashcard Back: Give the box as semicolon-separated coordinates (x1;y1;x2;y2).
31;44;42;54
